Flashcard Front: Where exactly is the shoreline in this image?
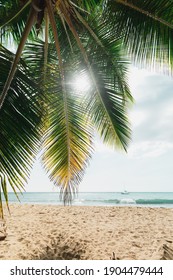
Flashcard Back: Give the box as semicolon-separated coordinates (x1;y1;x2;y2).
4;201;173;209
4;191;173;208
1;204;173;260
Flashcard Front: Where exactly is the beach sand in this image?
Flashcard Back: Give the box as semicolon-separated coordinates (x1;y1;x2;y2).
0;204;173;260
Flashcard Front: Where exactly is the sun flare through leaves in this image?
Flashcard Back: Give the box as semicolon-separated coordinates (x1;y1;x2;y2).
71;73;92;94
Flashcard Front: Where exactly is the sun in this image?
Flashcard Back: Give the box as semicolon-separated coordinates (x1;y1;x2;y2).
72;73;91;93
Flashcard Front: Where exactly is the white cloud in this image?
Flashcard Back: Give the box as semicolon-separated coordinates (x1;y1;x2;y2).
129;109;149;128
161;99;173;123
128;141;173;159
128;67;150;86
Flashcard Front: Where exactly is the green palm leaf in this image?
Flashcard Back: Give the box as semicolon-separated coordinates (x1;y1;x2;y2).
0;0;33;43
42;68;93;203
3;0;172;209
0;0;133;206
105;0;173;69
72;14;132;150
22;39;93;203
0;45;42;216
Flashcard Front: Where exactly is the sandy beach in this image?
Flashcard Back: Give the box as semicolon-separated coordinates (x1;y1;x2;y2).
0;204;173;260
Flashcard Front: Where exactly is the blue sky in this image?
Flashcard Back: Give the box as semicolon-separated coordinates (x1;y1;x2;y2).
25;66;173;192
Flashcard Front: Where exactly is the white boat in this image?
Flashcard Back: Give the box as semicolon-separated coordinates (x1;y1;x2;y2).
121;190;129;195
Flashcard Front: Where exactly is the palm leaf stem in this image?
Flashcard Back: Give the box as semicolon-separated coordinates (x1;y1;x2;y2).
0;8;36;109
60;15;74;52
69;1;90;14
61;4;88;62
45;0;64;79
115;0;173;30
73;7;104;49
46;0;71;184
44;8;49;76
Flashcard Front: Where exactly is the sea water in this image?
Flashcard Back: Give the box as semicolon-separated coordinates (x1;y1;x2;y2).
4;192;173;208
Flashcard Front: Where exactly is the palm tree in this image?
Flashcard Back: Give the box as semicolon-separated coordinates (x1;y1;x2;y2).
0;0;172;217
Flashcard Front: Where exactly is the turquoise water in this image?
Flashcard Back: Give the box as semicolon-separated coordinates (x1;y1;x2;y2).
4;192;173;208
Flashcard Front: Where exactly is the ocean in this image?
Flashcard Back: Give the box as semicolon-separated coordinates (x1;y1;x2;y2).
5;192;173;208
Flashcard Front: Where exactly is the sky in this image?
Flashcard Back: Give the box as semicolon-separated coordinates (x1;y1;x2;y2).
25;66;173;193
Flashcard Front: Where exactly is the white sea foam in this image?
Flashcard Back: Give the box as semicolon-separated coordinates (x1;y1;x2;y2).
120;198;136;204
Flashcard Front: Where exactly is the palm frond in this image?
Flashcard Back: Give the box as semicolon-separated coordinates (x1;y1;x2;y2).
105;0;173;71
22;2;132;194
1;0;134;206
23;39;93;203
42;67;93;203
0;45;43;216
64;11;132;150
0;8;37;109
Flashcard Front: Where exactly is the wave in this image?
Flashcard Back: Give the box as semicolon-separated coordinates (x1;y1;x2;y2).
6;193;173;206
76;198;173;205
100;199;136;204
136;199;173;205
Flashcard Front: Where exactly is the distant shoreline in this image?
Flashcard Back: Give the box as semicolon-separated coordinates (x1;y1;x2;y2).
3;192;173;208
